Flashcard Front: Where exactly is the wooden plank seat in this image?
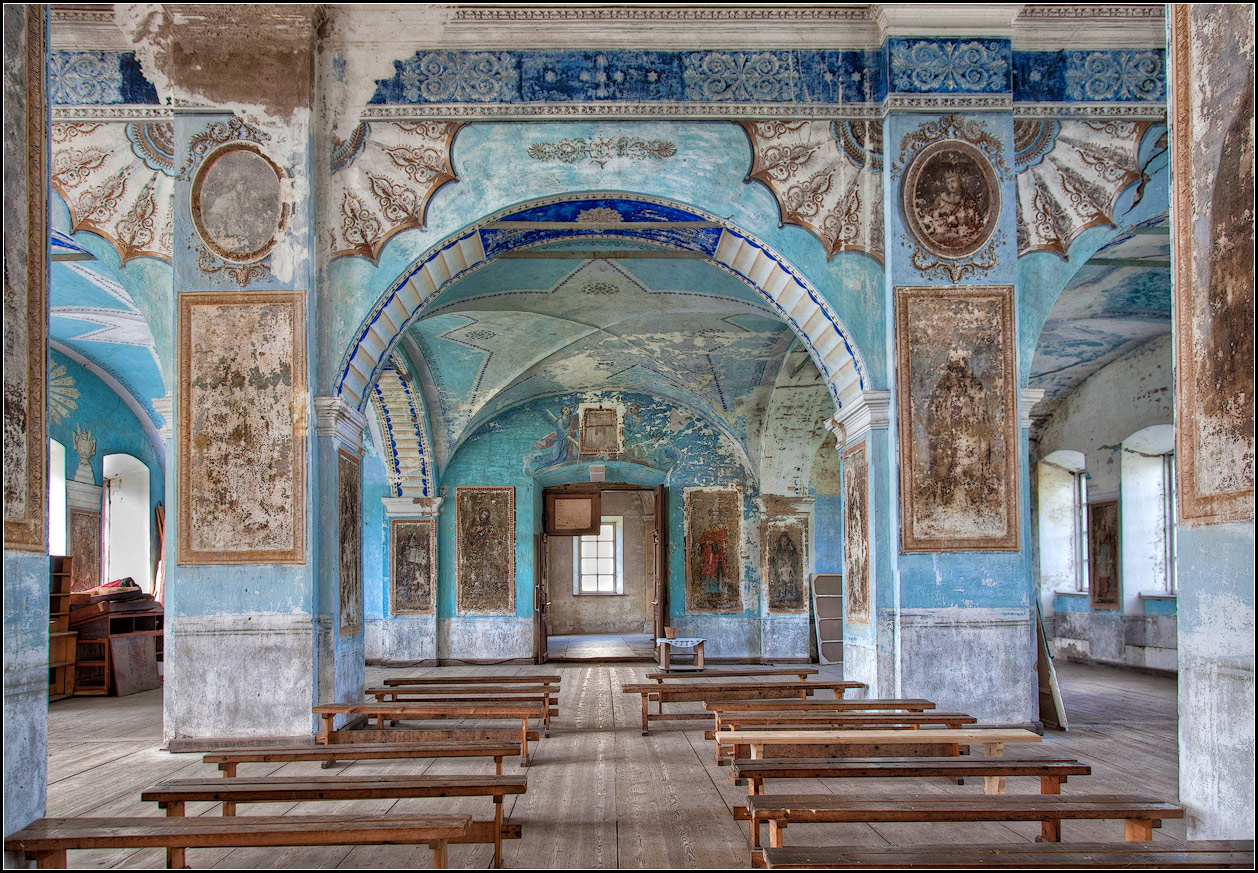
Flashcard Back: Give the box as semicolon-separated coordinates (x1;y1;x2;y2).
746;793;1185;852
202;740;522;776
708;712;978;764
142;774;526;868
366;685;560;736
314;701;548;765
759;840;1256;869
715;727;1040;762
381;675;560;687
706;698;936;713
621;681;866;735
3;814;471;869
644;667;819;682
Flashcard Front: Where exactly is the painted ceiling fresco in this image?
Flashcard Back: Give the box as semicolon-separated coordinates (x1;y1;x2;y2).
1030;212;1171;402
404;254;799;470
48;229;166;431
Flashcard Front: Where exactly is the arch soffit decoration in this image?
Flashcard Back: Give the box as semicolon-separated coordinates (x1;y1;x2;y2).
334;195;872;427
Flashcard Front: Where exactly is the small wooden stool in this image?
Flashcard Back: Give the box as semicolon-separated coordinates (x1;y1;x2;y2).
657;637;705;671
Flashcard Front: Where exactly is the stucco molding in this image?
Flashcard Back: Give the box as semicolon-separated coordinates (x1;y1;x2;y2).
152;395;174;442
315;395;368;453
826;390;891;449
381;496;444;518
65;479;103;512
1020;388;1046;429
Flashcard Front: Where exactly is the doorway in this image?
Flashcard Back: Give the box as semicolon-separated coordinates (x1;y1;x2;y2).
538;485;667;662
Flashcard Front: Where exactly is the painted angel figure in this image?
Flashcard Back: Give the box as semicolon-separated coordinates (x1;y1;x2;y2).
523;405;578;474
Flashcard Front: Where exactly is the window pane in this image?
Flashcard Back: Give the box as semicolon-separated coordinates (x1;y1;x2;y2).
581;576;598;592
598;541;614;558
601;524;614;539
598;557;614;575
582;557;599;575
582;542;598;558
598;575;613;592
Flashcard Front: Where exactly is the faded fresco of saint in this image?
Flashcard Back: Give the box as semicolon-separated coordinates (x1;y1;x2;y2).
455;487;515;613
193;147;283;261
766;523;806;612
337;449;362;634
686;489;742;613
524;405;579;475
904;141;998;259
391;518;435;614
843;441;871;624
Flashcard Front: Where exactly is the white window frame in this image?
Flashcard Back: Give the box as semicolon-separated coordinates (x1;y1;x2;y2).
572;516;624;595
1074;470;1089;592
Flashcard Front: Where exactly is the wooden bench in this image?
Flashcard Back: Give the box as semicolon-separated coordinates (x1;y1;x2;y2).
202;740;522;776
759;840;1256;869
645;667;818;682
708;712;978;764
382;674;560;687
142;774;526;868
746;793;1184;852
3;814;471;869
314;701;549;765
366;685;560;736
622;681;866;735
714;727;1039;761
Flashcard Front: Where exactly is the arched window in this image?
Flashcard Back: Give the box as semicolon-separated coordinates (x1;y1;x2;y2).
1037;450;1089;594
102;454;151;590
49;439;67;556
1120;425;1175;598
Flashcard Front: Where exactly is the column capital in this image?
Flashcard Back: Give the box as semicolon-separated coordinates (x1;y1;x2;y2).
315;395;367;452
826;390;892;449
152;395;173;443
1020;388;1047;429
381;495;444;518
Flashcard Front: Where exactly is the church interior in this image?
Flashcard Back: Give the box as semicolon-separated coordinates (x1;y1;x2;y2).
3;3;1253;867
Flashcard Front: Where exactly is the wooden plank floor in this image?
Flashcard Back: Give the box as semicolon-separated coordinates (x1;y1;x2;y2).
41;659;1182;868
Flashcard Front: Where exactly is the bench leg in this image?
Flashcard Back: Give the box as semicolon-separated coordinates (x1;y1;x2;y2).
430;839;448;869
31;850;67;869
747;778;762;797
768;819;787;849
520;719;530;767
493;796;504;868
1125;818;1156;841
163;800;186;869
983;776;1006;795
219;762;237;778
494;755;503;776
983;741;1005;757
640;694;650;736
222;801;236;816
751;813;761;849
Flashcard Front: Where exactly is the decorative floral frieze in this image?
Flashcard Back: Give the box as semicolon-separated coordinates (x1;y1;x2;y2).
329;121;463;263
741;119;884;262
892;114;1012;181
683;52;798;102
527;136;676;168
1063;51;1165;102
192;243;272;288
398;52;519;103
1015;119;1152;256
889;39;1011;94
50;121;175;264
903;229;1007;283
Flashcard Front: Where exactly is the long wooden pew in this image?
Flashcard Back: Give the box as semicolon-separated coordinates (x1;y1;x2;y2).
143;774;526;868
644;668;818;683
714;727;1040;761
5;815;472;869
366;685;560;735
202;740;521;776
707;711;978;763
622;680;866;735
381;675;560;687
760;840;1256;869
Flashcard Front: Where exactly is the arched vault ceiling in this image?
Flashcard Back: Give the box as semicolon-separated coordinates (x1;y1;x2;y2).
1030;211;1171;405
408;255;799;466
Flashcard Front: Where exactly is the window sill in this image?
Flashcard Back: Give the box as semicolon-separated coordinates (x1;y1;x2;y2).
574;591;626;596
1138;592;1177;600
1055;590;1089;597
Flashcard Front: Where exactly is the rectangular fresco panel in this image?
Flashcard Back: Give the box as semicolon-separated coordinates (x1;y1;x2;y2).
842;439;871;625
765;517;807;613
338;448;362;634
455;487;515;614
685;487;743;613
2;6;47;552
1088;500;1120;610
391;517;436;614
177;292;306;564
1171;4;1256;525
68;508;101;592
895;285;1019;552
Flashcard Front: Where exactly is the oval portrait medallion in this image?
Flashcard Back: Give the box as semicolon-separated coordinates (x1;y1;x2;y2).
190;143;286;263
902;139;1000;260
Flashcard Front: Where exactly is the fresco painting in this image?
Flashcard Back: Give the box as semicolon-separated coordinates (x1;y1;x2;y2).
337;448;362;634
391;517;435;614
191;143;285;263
765;518;807;613
178;292;305;564
842;439;871;625
903;138;1000;259
68;508;101;592
896;285;1018;552
685;487;742;613
456;486;515;614
1088;499;1120;610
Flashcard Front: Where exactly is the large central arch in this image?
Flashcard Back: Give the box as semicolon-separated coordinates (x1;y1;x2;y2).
334;194;870;418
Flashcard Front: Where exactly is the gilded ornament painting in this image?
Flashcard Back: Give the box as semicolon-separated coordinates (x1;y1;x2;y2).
765;518;807;613
685;488;743;613
177;292;306;564
842;439;871;625
580;407;620;455
1171;4;1255;525
1088;500;1120;610
455;486;515;614
338;449;362;634
68;508;101;592
903;139;1000;260
896;285;1019;552
391;517;436;614
3;6;47;552
191;143;286;263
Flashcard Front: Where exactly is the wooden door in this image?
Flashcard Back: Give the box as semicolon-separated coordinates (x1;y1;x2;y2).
533;533;550;663
652;485;668;640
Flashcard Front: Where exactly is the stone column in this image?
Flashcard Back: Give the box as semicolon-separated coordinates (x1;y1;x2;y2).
1169;4;1255;839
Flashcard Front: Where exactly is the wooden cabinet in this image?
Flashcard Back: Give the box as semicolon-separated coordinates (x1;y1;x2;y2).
72;601;163;696
49;556;77;701
811;573;844;666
